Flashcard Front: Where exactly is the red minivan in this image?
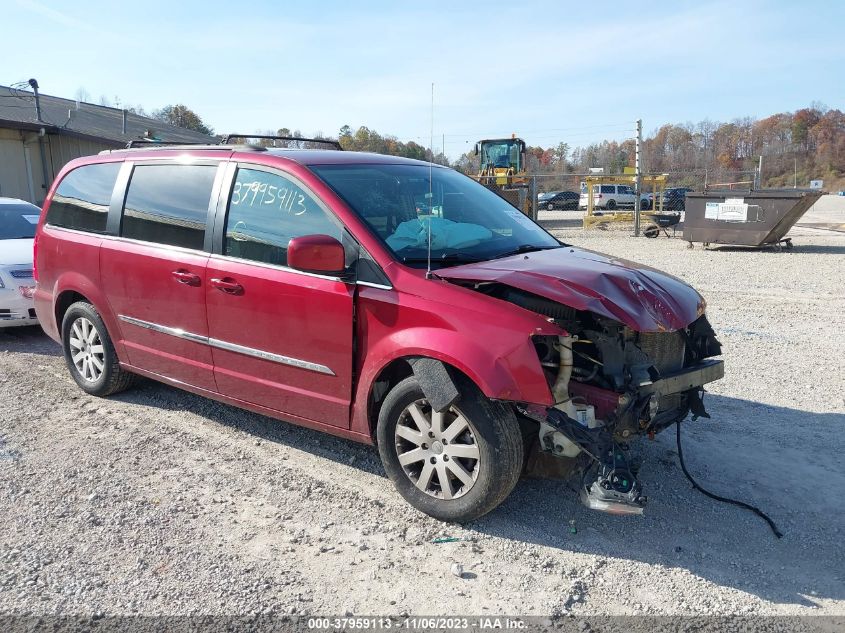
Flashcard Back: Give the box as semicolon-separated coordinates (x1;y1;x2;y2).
34;143;723;521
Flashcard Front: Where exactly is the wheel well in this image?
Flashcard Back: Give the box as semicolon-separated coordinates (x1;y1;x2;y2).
54;291;89;337
369;357;489;440
368;357;538;467
368;358;414;440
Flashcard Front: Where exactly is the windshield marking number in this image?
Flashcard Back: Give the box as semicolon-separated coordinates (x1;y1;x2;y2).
232;180;307;216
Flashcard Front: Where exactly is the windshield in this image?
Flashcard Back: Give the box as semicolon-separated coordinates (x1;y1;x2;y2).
0;205;39;240
479;140;523;172
311;164;560;268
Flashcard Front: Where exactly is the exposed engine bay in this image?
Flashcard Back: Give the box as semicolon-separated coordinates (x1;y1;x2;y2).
459;282;724;516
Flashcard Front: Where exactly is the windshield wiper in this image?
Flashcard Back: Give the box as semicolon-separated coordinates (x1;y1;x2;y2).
493;244;561;259
401;253;481;265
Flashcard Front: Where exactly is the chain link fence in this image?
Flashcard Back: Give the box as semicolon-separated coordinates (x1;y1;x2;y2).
526;168;758;235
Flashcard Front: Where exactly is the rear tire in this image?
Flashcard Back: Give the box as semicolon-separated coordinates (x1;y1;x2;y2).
61;301;136;397
606;199;617;210
376;375;523;522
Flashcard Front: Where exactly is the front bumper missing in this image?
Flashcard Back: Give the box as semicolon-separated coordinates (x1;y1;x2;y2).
525;359;724;516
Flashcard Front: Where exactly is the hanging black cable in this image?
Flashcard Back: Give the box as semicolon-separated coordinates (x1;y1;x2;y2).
676;420;783;539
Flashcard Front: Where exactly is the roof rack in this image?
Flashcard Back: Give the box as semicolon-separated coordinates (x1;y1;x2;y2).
119;135;342;152
220;134;343;150
125;139;208;149
104;143;266;155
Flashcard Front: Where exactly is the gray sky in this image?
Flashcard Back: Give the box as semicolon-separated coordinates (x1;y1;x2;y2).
4;0;843;158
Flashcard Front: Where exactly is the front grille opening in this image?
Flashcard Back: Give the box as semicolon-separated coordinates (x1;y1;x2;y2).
29;308;36;318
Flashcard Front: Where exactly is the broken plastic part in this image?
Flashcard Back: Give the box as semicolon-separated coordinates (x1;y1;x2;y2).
580;487;645;516
408;357;460;413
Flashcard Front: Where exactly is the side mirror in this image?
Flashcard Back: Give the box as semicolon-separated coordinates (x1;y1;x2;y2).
287;234;345;276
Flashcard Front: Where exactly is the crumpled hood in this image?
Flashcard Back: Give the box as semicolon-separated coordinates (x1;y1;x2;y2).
0;239;34;267
437;246;705;332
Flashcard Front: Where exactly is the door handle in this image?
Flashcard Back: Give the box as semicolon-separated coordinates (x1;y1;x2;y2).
210;277;244;295
172;270;201;286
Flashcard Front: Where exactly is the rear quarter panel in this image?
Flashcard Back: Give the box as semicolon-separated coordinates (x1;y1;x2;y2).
34;154;126;350
34;227;126;358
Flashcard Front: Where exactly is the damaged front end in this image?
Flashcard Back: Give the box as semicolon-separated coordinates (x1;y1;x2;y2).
526;302;723;515
457;280;723;516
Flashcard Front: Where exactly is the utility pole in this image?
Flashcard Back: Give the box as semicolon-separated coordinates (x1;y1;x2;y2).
634;118;642;237
794;157;797;189
755;155;763;189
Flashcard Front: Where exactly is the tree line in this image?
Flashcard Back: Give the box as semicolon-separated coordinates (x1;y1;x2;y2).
336;105;843;190
97;88;841;190
452;105;844;190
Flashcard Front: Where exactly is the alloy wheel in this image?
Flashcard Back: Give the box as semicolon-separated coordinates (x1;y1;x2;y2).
394;399;480;500
68;317;105;382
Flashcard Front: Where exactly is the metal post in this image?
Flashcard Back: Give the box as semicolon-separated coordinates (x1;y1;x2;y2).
530;176;537;221
28;78;43;123
122;109;128;135
794;158;797;189
756;155;763;189
26;79;50;199
634;118;642;237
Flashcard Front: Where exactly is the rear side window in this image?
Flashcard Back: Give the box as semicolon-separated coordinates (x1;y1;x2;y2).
47;162;120;233
224;167;341;266
121;164;216;250
600;185;615;194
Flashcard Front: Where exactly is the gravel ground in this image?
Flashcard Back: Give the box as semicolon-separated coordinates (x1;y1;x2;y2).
1;216;843;619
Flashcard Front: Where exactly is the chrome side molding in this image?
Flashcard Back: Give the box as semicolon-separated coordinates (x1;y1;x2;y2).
117;314;335;376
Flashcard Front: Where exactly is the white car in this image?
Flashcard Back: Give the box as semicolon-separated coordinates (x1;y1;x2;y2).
579;184;651;210
0;198;40;329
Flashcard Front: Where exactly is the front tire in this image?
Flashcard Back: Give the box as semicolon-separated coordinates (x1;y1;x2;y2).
61;301;136;397
376;376;523;522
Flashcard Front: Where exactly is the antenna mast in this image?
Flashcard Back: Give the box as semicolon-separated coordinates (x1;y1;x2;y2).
426;82;434;279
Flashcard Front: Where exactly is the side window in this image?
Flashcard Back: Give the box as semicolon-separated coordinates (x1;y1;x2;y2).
619;185;633;195
224;168;341;266
121;164;216;250
47;162;120;233
601;185;615;194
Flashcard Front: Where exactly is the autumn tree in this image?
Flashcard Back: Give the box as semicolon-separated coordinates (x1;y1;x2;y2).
153;104;214;135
